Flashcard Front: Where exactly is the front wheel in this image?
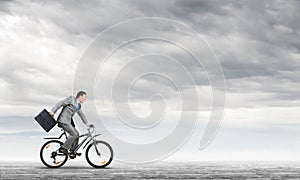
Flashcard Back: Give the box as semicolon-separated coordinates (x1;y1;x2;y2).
40;140;68;168
85;141;113;168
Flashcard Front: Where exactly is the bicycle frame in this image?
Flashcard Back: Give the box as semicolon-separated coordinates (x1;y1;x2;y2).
44;127;101;154
73;128;95;152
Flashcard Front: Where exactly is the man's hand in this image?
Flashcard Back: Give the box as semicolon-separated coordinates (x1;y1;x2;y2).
49;111;54;116
87;123;94;128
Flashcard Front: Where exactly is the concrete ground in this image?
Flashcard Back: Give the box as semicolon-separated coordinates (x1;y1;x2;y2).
1;161;300;179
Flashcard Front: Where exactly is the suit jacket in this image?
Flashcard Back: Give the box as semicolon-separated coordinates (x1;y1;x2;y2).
51;96;88;126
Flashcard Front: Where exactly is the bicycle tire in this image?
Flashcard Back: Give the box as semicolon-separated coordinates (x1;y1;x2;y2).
85;141;113;168
40;140;68;168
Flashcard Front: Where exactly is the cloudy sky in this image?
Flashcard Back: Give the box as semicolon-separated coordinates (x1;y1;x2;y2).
1;0;300;162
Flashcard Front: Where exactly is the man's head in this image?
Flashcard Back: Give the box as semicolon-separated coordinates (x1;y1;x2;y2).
76;90;87;103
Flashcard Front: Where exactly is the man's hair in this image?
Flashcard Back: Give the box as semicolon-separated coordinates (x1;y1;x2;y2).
76;90;87;98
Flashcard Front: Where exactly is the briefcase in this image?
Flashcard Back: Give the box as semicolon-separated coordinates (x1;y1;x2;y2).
34;109;57;132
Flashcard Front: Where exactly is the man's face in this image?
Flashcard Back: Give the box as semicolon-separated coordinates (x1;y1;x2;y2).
78;94;87;103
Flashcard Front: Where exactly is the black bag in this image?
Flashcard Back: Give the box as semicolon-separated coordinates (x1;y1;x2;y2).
34;109;57;132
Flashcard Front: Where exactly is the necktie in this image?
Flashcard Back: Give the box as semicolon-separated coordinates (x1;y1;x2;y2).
75;103;81;111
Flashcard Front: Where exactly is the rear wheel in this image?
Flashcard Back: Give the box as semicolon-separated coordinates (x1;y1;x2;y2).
40;140;68;168
85;141;113;168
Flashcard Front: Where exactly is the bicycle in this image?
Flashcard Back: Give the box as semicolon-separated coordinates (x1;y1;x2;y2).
40;126;113;168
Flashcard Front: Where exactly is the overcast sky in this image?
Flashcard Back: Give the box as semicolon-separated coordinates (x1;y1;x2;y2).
0;0;300;162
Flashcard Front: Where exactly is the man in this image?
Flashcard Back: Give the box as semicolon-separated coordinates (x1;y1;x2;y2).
49;91;93;154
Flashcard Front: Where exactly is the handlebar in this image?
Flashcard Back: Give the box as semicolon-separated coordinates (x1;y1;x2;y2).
88;126;95;129
87;125;95;134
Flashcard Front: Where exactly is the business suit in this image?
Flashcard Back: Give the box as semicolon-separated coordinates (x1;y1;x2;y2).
51;95;88;150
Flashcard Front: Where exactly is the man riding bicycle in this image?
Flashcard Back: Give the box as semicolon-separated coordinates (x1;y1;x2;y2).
49;90;93;155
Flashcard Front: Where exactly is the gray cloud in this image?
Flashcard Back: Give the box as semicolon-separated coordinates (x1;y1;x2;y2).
0;0;14;13
0;0;299;113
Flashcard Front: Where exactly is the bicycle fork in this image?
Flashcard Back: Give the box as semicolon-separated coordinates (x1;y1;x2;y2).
92;140;101;157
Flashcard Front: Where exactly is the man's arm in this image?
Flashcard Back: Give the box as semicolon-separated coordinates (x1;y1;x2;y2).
77;109;88;125
50;96;72;114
